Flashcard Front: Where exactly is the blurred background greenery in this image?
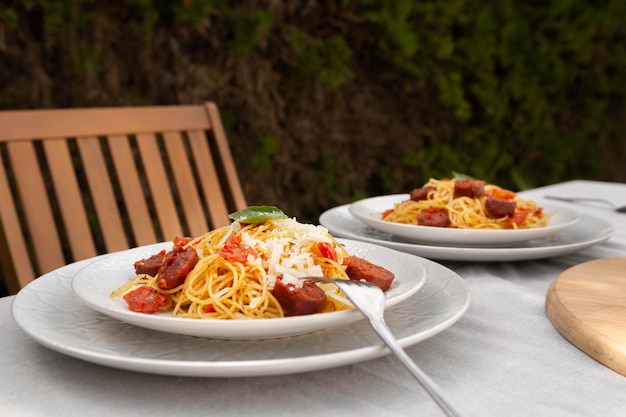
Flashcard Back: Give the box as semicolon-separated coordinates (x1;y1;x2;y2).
1;0;625;222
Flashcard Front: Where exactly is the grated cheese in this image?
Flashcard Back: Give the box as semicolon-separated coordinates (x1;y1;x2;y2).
231;218;338;290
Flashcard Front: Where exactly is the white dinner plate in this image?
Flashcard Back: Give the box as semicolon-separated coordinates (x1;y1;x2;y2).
349;194;579;247
321;205;614;262
71;239;426;340
11;252;469;378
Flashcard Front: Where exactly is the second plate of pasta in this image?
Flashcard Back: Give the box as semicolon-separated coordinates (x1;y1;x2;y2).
349;194;579;247
71;239;425;340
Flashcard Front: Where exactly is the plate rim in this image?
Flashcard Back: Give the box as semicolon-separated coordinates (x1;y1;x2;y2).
11;252;469;377
320;204;614;262
348;194;579;247
70;239;426;339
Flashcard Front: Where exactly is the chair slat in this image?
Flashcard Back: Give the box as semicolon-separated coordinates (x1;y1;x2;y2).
76;136;128;252
43;139;98;261
0;157;35;292
106;134;158;246
205;102;247;210
163;131;209;237
135;133;184;239
8;141;66;274
187;129;230;228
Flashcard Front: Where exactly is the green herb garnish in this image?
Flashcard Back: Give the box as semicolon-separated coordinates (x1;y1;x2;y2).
452;171;473;180
228;205;288;224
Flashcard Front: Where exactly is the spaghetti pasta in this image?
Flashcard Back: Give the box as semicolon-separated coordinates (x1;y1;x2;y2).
111;217;361;320
382;178;549;230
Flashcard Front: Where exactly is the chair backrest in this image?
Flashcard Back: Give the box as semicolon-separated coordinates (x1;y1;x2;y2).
0;102;247;294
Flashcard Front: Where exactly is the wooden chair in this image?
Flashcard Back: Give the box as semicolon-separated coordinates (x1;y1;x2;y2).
0;102;247;295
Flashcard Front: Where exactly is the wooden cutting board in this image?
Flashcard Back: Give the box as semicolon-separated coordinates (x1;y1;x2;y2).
546;257;626;376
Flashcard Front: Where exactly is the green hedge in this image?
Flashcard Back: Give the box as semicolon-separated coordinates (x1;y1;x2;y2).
357;0;625;188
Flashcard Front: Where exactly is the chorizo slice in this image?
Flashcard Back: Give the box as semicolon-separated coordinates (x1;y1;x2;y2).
272;277;327;316
156;247;199;290
133;237;193;277
343;255;395;292
409;186;436;201
454;179;485;199
134;250;166;276
485;197;516;218
418;207;451;228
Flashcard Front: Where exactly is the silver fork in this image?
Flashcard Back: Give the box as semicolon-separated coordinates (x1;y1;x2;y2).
544;195;626;213
303;276;467;417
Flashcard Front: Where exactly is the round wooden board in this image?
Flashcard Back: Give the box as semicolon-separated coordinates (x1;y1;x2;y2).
546;257;626;376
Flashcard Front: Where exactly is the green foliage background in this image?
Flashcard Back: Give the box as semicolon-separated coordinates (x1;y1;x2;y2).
0;0;624;221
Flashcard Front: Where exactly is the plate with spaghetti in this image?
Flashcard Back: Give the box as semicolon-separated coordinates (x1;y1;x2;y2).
13;249;467;377
72;231;426;340
349;179;578;247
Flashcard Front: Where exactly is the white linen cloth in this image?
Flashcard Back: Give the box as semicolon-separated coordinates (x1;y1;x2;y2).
1;180;625;417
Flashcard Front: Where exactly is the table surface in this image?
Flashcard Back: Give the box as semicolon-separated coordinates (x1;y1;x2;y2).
2;180;626;417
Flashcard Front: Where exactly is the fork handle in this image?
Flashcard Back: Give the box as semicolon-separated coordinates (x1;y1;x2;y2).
544;195;615;207
369;318;468;417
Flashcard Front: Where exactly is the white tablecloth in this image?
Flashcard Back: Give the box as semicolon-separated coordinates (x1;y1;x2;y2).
1;180;625;417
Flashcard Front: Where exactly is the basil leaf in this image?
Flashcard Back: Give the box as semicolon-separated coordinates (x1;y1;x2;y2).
228;205;288;224
452;171;473;180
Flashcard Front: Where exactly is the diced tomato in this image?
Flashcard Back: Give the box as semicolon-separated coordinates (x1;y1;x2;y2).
219;234;258;263
381;208;394;219
508;207;543;226
508;209;532;225
226;233;242;246
173;236;193;247
123;286;168;314
203;304;216;313
485;187;516;200
318;242;338;261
